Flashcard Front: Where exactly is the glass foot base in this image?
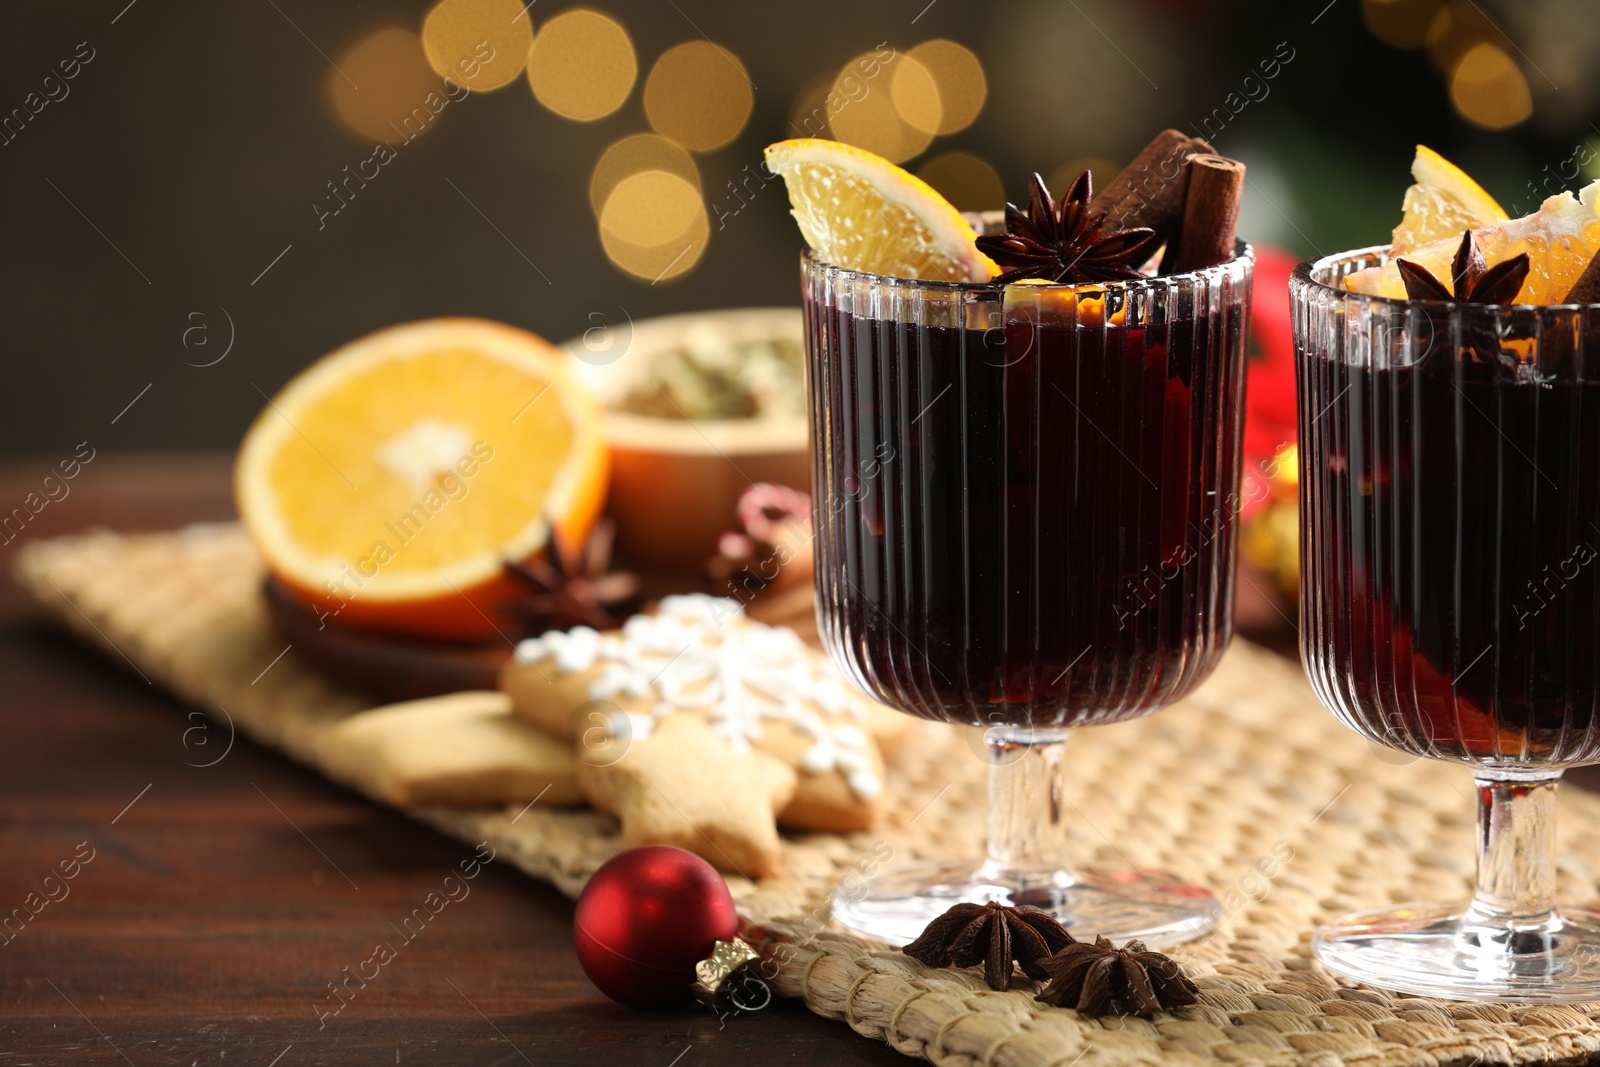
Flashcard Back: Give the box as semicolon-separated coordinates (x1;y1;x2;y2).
1315;903;1600;1002
830;858;1220;948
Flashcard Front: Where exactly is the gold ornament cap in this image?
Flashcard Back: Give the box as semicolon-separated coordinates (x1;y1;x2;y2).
692;938;771;1015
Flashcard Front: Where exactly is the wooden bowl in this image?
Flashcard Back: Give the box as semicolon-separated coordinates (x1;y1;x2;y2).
562;308;809;573
263;578;508;700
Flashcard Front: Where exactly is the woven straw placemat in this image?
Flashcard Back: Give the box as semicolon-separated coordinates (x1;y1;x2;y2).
17;524;1600;1067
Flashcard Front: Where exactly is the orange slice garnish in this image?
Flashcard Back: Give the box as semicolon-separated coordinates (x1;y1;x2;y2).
764;138;996;282
1346;180;1600;303
1390;145;1505;255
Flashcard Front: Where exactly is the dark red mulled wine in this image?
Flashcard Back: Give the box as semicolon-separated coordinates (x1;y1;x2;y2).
803;272;1249;727
1298;323;1600;765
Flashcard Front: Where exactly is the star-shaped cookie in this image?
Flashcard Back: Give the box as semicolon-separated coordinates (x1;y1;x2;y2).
578;713;795;878
502;595;900;833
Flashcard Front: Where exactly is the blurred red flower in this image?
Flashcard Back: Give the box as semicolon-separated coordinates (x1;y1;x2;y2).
1240;244;1299;517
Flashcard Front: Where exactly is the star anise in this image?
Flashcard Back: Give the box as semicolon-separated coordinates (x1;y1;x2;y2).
901;901;1076;991
975;171;1160;285
502;518;640;633
1035;936;1198;1017
1396;229;1530;305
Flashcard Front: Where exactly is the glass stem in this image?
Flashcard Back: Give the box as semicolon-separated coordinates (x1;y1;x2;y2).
1468;770;1562;933
979;726;1073;888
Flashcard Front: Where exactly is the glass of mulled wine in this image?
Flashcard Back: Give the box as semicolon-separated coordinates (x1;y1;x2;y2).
802;242;1253;946
1295;248;1600;1001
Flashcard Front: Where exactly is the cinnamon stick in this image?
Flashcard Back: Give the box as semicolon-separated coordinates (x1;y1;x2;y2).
1161;154;1245;275
1089;128;1214;239
1563;248;1600;304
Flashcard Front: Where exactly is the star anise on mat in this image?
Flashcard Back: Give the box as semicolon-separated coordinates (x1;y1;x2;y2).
901;902;1076;991
502;519;641;633
1396;229;1531;305
1034;936;1199;1018
975;171;1160;285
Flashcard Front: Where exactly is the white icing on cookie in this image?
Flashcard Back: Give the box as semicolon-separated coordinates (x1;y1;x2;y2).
513;594;882;801
515;625;604;673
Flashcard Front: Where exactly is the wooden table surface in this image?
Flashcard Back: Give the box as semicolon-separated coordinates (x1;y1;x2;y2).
5;454;1592;1066
0;454;907;1066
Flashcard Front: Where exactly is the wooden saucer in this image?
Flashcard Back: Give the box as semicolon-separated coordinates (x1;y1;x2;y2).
262;579;509;700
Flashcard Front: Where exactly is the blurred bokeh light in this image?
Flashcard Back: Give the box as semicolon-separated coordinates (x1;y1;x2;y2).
917;152;1003;212
421;0;533;91
1450;43;1532;129
325;27;444;143
829;51;933;163
643;41;753;152
1361;0;1441;50
1426;1;1500;72
599;170;709;281
590;134;701;215
889;53;942;138
788;72;836;139
903;40;986;135
526;9;636;121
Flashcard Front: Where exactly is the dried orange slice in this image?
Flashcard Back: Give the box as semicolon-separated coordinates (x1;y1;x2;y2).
1390;145;1505;255
1346;181;1600;303
236;318;608;641
764;138;996;282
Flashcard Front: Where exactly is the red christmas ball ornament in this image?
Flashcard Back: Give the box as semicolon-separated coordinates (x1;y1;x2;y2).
574;846;739;1009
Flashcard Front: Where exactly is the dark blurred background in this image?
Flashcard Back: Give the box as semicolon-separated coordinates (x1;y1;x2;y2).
3;0;1596;458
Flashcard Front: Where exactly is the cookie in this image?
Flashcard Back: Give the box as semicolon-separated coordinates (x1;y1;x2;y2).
577;712;795;878
748;713;884;832
317;691;581;808
501;594;889;832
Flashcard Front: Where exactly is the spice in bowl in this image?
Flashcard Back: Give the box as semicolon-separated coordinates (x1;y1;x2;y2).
612;322;804;422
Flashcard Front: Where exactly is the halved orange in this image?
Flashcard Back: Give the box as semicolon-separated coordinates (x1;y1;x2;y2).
236;318;608;641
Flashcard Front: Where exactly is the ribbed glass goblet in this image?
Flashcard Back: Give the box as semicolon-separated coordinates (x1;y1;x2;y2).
804;242;1253;946
1295;247;1600;1001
